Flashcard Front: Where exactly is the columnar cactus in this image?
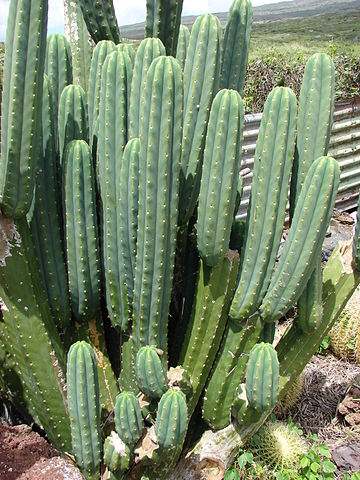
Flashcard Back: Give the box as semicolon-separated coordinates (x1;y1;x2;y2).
88;40;116;144
1;0;357;477
129;38;166;139
176;25;190;69
145;0;184;56
64;140;101;321
0;0;48;218
136;346;168;399
30;75;70;328
77;0;121;44
58;84;89;164
45;33;73;134
67;341;101;479
220;0;253;95
98;49;133;329
133;56;183;352
114;392;144;447
179;14;222;223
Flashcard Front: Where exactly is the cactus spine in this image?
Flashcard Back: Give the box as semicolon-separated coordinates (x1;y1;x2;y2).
133;56;183;352
77;0;121;44
129;38;166;139
197;89;244;266
179;14;222;223
176;25;190;69
64;140;101;321
30;76;70;328
58;84;89;164
220;0;253;95
114;392;144;447
136;346;168;399
0;0;48;218
98;49;133;329
67;341;101;479
145;0;184;56
45;34;73;135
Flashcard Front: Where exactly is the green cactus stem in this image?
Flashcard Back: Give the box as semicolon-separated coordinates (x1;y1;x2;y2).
155;388;188;450
64;0;93;93
64;140;101;322
129;38;166;140
220;0;253;95
145;0;184;56
45;33;73;139
291;53;335;334
197;89;244;266
77;0;121;44
179;14;222;224
67;341;101;479
181;253;240;414
97;49;133;330
29;75;70;329
115;392;144;447
176;25;190;70
133;56;183;352
88;40;116;145
0;216;71;452
0;0;48;218
230;86;297;322
136;346;168;399
104;432;131;474
245;343;279;412
58;84;89;165
204;156;339;430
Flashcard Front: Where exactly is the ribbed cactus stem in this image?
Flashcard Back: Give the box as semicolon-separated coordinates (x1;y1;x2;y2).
67;341;101;479
129;38;166;140
197;89;244;266
245;343;279;412
179;14;222;224
133;56;183;352
220;0;253;95
77;0;121;43
230;86;297;321
30;75;70;328
114;392;144;447
260;156;340;322
58;84;88;165
176;25;190;70
88;40;116;145
64;140;101;322
103;432;131;475
136;346;168;399
0;0;48;217
145;0;184;56
97;49;133;329
45;33;73;139
155;388;188;450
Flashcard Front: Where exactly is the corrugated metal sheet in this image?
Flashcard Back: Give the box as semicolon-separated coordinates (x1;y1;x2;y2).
238;100;360;217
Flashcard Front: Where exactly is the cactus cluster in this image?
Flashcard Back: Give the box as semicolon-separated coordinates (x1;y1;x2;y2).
0;0;359;479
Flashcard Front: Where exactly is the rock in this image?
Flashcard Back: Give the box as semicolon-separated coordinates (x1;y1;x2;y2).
332;443;360;473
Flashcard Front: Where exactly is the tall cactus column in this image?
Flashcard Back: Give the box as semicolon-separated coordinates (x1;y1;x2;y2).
133;56;183;353
0;0;48;218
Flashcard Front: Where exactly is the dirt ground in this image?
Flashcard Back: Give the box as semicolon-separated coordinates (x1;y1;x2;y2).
0;424;83;480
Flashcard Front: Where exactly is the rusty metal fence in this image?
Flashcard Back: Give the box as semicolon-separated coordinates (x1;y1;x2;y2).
239;99;360;217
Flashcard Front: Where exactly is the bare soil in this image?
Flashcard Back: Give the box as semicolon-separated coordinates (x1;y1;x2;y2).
0;424;83;480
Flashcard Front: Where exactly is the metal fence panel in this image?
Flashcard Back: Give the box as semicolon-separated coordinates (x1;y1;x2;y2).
238;100;360;217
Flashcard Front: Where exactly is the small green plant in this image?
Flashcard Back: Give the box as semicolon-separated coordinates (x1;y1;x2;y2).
298;439;336;480
318;336;331;355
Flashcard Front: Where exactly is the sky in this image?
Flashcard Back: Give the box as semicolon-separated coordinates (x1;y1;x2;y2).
0;0;288;40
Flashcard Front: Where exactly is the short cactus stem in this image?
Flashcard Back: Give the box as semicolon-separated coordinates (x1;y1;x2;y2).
155;388;188;450
67;341;102;478
114;391;144;447
136;346;168;399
